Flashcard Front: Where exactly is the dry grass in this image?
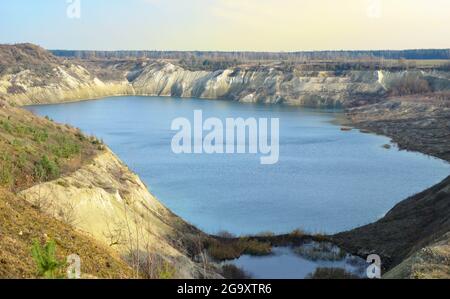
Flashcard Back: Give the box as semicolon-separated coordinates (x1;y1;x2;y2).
0;188;134;278
388;74;432;96
0;43;60;76
306;267;360;279
206;237;272;261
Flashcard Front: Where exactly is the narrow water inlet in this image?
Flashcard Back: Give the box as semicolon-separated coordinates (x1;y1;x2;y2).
225;242;367;279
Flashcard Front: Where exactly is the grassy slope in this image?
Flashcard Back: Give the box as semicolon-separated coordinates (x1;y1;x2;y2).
0;188;133;278
0;43;60;74
0;103;101;191
0;103;134;278
383;232;450;279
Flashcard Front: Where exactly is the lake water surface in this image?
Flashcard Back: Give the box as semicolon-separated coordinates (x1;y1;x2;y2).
27;96;450;235
227;246;366;279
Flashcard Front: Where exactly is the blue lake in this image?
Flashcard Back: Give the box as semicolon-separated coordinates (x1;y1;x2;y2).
27;96;450;235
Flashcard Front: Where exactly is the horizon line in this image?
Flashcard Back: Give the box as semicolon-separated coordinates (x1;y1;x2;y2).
5;43;450;55
48;47;450;53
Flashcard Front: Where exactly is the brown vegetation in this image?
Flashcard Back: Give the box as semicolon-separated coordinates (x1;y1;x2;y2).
0;188;133;278
389;74;432;96
206;229;331;261
306;268;360;279
0;43;60;75
206;237;272;261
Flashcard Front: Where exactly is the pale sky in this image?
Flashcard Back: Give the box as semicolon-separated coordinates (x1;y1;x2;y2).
0;0;449;51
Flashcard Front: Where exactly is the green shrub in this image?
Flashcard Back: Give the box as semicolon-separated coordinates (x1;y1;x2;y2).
32;128;49;143
16;151;27;170
50;135;81;158
0;162;14;187
0;106;99;190
158;261;177;279
31;240;65;279
0;120;13;133
0;154;15;187
34;155;60;181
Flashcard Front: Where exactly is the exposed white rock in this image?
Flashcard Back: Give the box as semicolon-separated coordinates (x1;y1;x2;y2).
2;59;450;108
20;148;217;279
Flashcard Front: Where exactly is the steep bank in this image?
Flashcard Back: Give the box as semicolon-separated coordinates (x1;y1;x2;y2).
0;103;133;278
0;44;133;106
131;61;384;107
384;232;450;279
346;93;450;161
19;148;213;278
333;176;450;278
0;102;217;278
2;44;450;108
335;93;450;278
0;188;134;278
130;61;450;107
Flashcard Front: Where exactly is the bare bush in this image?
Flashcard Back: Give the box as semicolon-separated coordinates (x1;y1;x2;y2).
56;200;78;226
128;251;177;279
103;217;125;247
389;75;432;96
192;236;211;278
27;184;54;212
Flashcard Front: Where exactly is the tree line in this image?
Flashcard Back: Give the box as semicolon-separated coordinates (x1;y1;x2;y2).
50;49;450;61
